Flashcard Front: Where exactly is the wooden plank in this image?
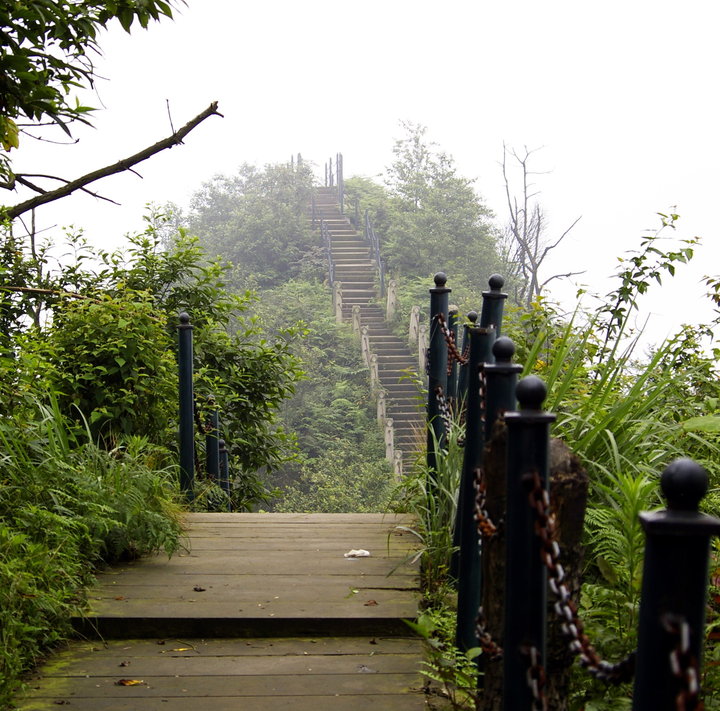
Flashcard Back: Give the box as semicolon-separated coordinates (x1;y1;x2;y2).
94;568;418;596
39;652;420;677
57;637;422;657
98;555;417;577
16;694;425;710
183;513;413;523
22;673;422;697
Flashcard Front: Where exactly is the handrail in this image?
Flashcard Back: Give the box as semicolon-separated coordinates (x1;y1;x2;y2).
364;209;386;297
324;153;344;212
320;218;335;286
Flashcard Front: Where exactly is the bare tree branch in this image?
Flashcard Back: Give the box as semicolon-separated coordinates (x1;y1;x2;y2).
14;174;121;205
501;143;581;306
3;101;223;221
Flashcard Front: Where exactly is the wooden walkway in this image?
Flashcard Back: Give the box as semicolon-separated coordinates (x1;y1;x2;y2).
14;513;427;710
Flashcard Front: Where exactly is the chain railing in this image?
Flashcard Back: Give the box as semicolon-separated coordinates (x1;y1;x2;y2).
419;271;720;709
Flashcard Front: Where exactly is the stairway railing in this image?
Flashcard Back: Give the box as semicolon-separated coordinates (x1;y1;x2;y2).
320;218;335;287
363;209;386;297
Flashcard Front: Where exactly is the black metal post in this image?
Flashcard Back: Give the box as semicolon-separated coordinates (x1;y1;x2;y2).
502;376;555;711
446;306;459;405
177;312;194;498
426;272;451;474
632;458;720;710
455;324;495;652
479;274;507;336
205;403;220;481
483;337;522;441
354;198;360;228
219;438;231;511
457;310;478;404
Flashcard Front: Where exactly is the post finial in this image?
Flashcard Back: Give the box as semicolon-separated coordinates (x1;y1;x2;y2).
492;336;515;364
661;458;708;511
434;272;447;287
467;310;478;324
179;311;191;325
516;375;547;411
488;274;505;291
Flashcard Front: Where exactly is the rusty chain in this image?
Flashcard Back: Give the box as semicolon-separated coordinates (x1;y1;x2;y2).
433;385;454;438
474;467;498;538
523;645;548;711
663;614;703;711
524;469;636;685
476;606;504;660
435;312;468;372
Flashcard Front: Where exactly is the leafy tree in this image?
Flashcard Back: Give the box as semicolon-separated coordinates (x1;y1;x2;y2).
0;213;305;508
0;0;181;185
344;124;507;293
187;162;319;288
384;122;504;289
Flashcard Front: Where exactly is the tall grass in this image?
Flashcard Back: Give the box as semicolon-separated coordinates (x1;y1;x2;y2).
0;396;184;706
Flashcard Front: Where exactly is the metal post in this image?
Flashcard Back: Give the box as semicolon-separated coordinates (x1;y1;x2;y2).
455;323;495;651
446;306;459;405
457;310;478;404
205;403;220;481
218;439;231;511
426;272;451;474
502;376;555;711
337;152;344;212
479;274;508;337
632;458;720;710
354;198;359;228
177;312;194;498
483;337;522;441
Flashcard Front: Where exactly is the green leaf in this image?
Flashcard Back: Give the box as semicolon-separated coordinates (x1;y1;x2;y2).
681;415;720;433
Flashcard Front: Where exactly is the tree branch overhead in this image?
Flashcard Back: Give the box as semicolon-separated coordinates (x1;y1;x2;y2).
3;102;223;221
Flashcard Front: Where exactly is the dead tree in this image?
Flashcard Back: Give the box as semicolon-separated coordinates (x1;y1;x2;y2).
501;144;582;307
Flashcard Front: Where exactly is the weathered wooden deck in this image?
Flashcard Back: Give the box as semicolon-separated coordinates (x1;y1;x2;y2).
15;513;426;710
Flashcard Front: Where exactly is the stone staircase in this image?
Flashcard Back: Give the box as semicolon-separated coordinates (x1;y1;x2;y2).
312;186;424;474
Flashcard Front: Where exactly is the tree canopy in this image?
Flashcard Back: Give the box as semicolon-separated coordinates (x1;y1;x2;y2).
187;161;319;288
345;122;506;291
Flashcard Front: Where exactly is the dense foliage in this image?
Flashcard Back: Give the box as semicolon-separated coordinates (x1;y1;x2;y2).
252;278;395;513
186;161;320;289
344;123;507;292
398;215;720;709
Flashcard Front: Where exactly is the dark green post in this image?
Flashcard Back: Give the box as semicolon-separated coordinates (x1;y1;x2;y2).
483;337;522;440
426;272;451;473
502;376;555;711
219;439;231;511
455;323;495;652
479;274;507;336
457;310;478;405
177;312;194;498
632;458;720;710
446;306;459;405
205;403;219;481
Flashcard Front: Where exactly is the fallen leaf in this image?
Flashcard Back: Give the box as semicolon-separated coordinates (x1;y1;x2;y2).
115;679;144;686
119;661;130;667
364;600;379;606
192;586;206;592
114;596;125;601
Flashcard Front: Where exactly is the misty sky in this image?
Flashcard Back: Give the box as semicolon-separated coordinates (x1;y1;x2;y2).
8;0;720;346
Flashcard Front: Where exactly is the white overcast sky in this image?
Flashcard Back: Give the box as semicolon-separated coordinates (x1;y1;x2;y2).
9;0;720;346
